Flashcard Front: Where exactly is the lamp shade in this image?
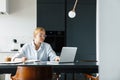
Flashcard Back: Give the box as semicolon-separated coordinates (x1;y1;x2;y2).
68;10;76;18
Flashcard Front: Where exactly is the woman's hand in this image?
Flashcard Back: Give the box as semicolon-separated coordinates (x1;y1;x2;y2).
13;57;27;62
54;56;60;62
21;57;27;62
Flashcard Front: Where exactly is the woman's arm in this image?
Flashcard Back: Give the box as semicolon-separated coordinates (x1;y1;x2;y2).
11;43;28;62
47;44;60;61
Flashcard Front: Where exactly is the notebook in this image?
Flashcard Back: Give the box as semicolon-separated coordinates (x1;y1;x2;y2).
47;47;77;64
0;60;40;64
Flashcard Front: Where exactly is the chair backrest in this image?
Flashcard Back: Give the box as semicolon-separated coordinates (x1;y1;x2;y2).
11;66;52;80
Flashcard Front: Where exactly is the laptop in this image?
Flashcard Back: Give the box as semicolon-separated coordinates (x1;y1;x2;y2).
59;47;77;63
47;47;77;64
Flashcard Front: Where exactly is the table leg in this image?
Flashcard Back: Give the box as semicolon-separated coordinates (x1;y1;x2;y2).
73;73;74;80
64;73;67;80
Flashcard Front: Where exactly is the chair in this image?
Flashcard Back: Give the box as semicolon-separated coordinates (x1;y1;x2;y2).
84;73;99;80
5;56;11;62
11;66;53;80
5;57;60;80
80;60;99;80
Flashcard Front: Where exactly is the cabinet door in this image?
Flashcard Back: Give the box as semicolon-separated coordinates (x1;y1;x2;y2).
37;0;65;31
44;31;65;55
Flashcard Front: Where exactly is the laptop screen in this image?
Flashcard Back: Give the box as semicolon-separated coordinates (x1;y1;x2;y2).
59;47;77;63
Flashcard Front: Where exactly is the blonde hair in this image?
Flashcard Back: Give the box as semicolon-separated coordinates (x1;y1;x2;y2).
33;27;46;37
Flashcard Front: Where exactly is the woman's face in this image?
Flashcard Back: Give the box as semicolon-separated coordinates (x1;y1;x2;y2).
34;31;46;43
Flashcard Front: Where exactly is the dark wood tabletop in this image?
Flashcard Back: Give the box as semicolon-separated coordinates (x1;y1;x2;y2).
0;61;98;74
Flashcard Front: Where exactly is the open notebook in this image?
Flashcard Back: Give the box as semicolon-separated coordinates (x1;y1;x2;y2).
47;47;77;64
0;60;39;64
0;61;22;64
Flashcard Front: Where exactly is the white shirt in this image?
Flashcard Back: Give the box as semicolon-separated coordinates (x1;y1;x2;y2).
12;41;57;61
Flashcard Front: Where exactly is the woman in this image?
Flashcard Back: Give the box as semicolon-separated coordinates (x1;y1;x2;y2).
12;27;60;62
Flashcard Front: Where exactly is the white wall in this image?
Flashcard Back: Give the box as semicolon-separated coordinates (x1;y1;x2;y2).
0;0;36;52
98;0;120;80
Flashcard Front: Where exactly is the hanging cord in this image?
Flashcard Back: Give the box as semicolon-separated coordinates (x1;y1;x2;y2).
72;0;78;11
